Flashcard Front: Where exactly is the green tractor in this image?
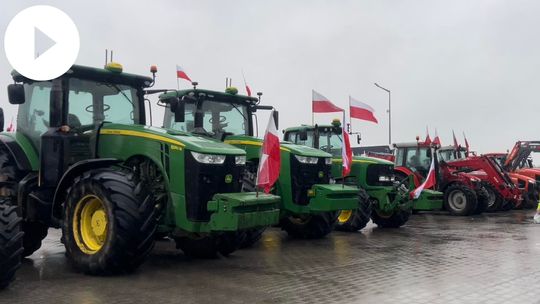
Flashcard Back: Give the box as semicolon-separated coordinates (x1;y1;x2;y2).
161;88;360;245
0;64;281;287
283;121;444;228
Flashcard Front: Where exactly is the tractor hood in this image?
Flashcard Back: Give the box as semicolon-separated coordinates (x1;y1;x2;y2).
100;124;247;155
224;135;331;157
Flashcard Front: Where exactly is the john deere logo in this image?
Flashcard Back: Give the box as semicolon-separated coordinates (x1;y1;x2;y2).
225;174;233;184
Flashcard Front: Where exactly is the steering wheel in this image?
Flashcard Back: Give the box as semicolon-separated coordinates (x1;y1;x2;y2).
86;104;111;113
209;115;226;124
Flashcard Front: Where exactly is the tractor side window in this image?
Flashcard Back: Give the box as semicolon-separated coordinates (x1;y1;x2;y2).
169;103;196;132
296;131;314;148
17;82;52;149
395;148;404;166
406;148;431;174
103;88;138;124
284;131;296;143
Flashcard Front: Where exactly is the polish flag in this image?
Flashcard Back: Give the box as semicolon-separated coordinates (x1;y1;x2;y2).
176;65;192;82
312;90;343;113
349;96;378;123
452;130;459;149
6;118;14;132
411;153;436;199
256;111;281;193
463;132;470;154
245;84;252;97
433;129;441;146
425;126;432;145
342;125;353;177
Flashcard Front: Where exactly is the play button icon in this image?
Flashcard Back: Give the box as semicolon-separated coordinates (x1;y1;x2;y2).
4;5;80;81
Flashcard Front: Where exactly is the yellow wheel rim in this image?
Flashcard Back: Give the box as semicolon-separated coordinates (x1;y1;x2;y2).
73;195;108;255
338;210;353;223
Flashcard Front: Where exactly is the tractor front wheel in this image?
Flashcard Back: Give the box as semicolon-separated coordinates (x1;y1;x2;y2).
443;184;478;216
335;189;372;232
280;212;337;239
239;228;266;248
0;201;23;289
483;183;503;212
62;169;158;274
371;208;411;228
175;232;245;258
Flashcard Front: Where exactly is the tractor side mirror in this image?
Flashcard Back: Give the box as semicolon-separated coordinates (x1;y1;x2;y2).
7;84;25;105
299;130;308;141
164;97;185;123
0;108;4;132
272;110;279;129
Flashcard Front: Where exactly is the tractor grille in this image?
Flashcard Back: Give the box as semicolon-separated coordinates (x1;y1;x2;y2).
184;152;243;221
366;164;395;187
290;156;330;206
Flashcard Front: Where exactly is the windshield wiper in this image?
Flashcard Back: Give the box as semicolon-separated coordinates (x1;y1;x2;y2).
230;102;248;123
107;84;134;106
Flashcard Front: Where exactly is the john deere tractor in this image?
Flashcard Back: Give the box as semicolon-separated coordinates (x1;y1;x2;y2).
0;64;280;287
283;120;443;228
161;88;359;245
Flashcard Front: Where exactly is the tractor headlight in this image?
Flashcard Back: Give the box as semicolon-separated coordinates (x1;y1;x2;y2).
295;155;319;164
325;158;332;165
191;152;226;164
235;155;246;165
378;176;395;182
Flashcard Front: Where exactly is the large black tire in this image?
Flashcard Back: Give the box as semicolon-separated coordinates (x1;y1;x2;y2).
281;212;337;239
443;184;478;216
62;169;159;275
522;189;539;209
0;201;24;290
371;208;411;228
0;146;48;257
175;232;245;258
335;188;372;232
483;183;504;212
239;228;266;249
0;199;24;290
472;184;489;215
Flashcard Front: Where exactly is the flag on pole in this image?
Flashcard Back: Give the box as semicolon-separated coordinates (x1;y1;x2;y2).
349;96;378;123
411;152;436;199
452;130;459;149
312;90;343;113
256;111;281;193
433;128;441;146
463;132;470;153
425;126;432;145
241;70;252;96
342;125;353;177
176;65;192;82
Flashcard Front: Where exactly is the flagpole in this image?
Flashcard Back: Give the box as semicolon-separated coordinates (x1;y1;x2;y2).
177;77;180;90
342;109;346;188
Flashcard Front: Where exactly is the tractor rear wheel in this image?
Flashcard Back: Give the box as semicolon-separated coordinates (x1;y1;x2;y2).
0;201;23;290
443;184;478;216
483;183;503;212
473;184;489;214
0;146;48;257
335;188;372;232
175;232;245;258
280;212;337;239
523;190;539;209
371;208;411;228
62;169;158;274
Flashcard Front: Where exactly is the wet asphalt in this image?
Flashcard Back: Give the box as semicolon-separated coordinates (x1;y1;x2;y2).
1;210;539;304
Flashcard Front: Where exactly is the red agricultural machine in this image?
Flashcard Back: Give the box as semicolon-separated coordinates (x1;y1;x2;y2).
393;141;488;216
437;146;522;211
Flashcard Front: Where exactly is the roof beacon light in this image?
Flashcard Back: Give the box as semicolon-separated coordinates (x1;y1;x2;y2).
225;86;238;95
332;118;341;127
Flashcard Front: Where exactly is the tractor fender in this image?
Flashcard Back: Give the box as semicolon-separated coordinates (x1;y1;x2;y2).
0;134;32;171
51;158;122;221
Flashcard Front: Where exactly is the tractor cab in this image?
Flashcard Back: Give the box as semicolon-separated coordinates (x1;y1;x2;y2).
283;120;343;157
393;142;435;178
438;146;468;162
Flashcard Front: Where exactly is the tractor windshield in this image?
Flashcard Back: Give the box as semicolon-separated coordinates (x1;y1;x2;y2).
319;131;343;157
168;99;249;140
405;147;431;176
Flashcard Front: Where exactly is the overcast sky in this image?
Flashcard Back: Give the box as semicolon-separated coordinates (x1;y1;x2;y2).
1;0;539;158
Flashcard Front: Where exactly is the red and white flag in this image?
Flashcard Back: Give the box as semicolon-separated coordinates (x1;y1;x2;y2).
242;70;252;96
312;90;343;113
463;132;470;153
410;152;436;199
342;125;353;177
425;126;432;145
6;118;14;132
256;111;281;193
349;96;378;123
452;130;459;149
433;128;441;146
176;65;192;82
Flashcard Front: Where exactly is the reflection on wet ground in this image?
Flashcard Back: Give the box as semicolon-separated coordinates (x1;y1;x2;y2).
1;210;539;304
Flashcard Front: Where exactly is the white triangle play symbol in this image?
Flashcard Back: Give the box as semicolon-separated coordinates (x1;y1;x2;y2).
34;27;57;60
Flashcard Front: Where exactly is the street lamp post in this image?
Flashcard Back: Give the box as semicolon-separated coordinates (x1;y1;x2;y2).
374;83;391;145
